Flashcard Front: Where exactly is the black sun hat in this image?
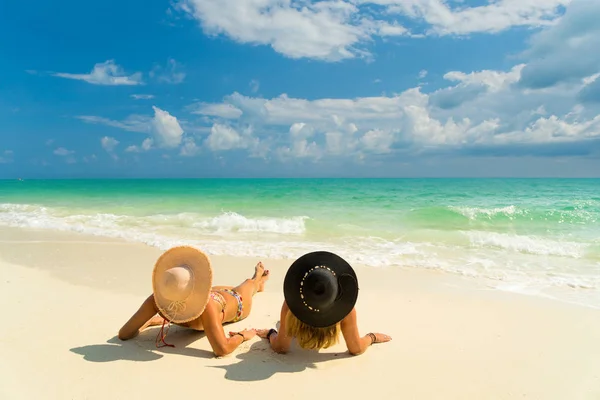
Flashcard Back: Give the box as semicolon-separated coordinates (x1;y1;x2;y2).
283;251;359;328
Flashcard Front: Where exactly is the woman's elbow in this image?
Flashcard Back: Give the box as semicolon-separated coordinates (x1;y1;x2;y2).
212;346;231;357
212;341;235;357
348;347;366;356
118;328;134;341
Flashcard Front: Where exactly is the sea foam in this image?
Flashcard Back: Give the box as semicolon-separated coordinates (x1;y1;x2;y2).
1;202;599;308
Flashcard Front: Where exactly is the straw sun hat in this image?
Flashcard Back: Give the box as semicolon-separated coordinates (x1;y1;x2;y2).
152;246;213;324
283;251;359;328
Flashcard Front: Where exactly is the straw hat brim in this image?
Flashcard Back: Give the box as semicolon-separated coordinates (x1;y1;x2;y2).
152;246;213;324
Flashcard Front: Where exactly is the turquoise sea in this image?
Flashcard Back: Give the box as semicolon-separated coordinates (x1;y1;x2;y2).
1;178;599;307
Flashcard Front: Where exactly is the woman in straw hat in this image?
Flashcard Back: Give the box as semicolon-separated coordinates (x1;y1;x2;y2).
256;251;391;355
118;246;270;357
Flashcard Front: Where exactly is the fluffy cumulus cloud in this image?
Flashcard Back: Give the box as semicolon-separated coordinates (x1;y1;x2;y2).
151;106;184;148
180;138;200;156
70;0;599;165
429;64;525;110
126;138;154;153
191;71;598;160
175;0;568;61
188;86;599;162
101;136;119;152
204;123;261;155
80;106;185;154
518;0;600;90
101;136;120;160
53;60;143;85
181;0;600;162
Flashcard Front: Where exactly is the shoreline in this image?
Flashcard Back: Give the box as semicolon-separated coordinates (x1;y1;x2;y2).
0;225;597;311
1;226;600;399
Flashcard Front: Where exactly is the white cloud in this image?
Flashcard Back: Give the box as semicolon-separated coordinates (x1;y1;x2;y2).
101;136;120;152
278;122;321;159
131;94;155;100
430;64;525;109
142;138;154;151
444;64;524;92
77;115;151;133
492;114;600;145
360;129;394;153
374;20;408;37
178;0;407;61
418;70;428;79
289;122;313;138
150;59;186;84
176;0;567;61
204;124;252;151
582;73;600;86
379;0;569;36
277;139;321;160
190;55;600;161
151;106;184;148
78;107;184;150
190;103;244;119
180;138;200;156
54;147;75;156
127;138;155;153
518;0;600;89
53;60;143;86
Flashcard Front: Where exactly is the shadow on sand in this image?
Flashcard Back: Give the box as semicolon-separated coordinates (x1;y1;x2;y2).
208;339;353;382
70;326;214;363
71;323;354;382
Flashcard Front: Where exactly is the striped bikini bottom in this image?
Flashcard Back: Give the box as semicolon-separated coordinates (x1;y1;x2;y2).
210;289;244;323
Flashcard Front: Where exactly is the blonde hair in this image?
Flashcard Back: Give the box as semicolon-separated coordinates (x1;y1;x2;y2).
285;311;340;350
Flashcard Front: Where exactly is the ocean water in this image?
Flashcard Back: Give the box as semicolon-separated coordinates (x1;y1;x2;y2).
1;178;599;308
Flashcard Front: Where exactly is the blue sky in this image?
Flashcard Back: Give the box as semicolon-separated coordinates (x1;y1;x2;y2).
1;0;599;178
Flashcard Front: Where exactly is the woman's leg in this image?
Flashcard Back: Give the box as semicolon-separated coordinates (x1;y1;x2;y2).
118;294;160;340
232;262;270;320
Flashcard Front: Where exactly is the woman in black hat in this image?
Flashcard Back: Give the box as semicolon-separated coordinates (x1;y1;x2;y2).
257;251;391;355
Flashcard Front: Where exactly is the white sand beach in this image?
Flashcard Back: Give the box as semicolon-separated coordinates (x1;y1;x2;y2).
1;226;599;400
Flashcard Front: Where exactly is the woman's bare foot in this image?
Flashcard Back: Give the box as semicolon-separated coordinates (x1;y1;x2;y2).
257;269;270;292
252;262;265;279
252;262;270;292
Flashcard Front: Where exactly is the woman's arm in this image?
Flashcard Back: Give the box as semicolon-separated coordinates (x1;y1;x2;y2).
118;294;159;340
341;308;391;355
260;301;293;354
201;305;255;357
